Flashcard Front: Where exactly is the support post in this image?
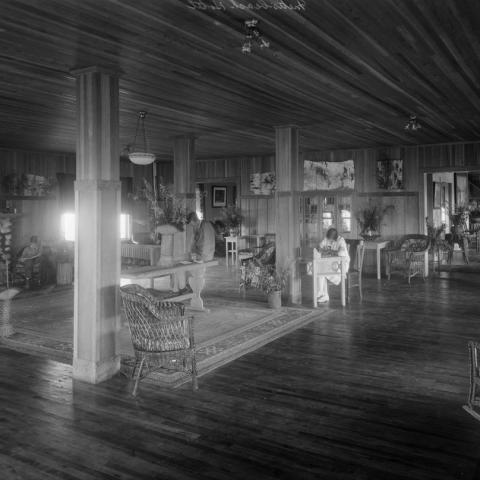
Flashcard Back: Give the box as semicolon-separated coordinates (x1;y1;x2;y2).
72;66;121;384
172;135;196;260
275;126;302;304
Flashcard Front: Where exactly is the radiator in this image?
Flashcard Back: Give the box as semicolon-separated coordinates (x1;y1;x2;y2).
121;244;162;266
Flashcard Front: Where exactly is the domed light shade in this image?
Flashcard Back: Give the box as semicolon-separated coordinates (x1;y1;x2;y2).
128;152;156;166
128;111;156;165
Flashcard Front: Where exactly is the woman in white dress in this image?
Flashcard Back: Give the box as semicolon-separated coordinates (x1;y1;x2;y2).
317;228;350;303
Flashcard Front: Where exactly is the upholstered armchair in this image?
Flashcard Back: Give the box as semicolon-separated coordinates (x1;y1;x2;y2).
385;234;431;283
120;284;197;395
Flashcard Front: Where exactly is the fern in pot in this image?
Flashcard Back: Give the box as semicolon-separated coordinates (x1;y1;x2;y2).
258;265;288;309
356;204;395;240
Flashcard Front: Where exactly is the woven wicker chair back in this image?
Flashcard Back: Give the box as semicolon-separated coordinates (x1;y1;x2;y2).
120;284;189;354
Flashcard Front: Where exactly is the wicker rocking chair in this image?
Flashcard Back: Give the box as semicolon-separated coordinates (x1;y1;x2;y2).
463;341;480;422
120;284;198;395
385;234;431;284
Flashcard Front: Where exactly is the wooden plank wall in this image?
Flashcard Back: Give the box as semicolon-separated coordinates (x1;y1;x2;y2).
196;155;276;235
0;149;154;249
4;140;480;250
0;148;76;248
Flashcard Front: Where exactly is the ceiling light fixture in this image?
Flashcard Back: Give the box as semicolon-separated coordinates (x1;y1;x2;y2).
128;111;156;165
242;19;270;54
404;113;422;131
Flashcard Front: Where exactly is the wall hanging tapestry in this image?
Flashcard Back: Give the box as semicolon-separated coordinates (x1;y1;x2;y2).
250;172;276;195
304;160;355;191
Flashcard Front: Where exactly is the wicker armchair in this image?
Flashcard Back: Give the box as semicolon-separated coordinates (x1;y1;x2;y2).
385;234;431;284
240;241;276;291
463;341;480;422
120;284;197;395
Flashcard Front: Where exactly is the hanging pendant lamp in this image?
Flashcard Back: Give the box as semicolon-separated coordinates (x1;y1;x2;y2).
128;111;156;165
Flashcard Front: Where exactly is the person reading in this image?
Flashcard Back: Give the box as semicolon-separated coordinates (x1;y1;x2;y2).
18;235;42;289
316;228;349;303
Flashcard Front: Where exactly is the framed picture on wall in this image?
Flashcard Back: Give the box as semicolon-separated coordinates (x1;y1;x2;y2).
212;186;227;207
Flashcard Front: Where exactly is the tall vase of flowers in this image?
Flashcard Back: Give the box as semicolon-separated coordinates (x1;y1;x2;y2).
221;205;243;237
356;204;395;240
133;179;189;266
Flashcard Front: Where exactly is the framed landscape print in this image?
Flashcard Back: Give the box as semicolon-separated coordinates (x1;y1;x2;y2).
212;186;227;207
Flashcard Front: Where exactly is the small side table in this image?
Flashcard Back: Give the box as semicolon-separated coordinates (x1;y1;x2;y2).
225;236;238;267
363;240;390;280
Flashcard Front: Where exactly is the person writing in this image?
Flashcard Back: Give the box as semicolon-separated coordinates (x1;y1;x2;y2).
316;228;350;303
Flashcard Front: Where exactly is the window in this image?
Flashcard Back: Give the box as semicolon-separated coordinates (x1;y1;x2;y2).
61;213;131;242
195;186;204;220
339;198;352;233
120;213;131;240
322;196;335;231
61;212;75;242
300;194;353;248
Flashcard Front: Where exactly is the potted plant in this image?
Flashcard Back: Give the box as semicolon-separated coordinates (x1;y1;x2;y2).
425;217;446;263
469;207;480;225
220;204;243;237
131;179;189;266
356;204;395;240
258;265;288;309
451;206;469;234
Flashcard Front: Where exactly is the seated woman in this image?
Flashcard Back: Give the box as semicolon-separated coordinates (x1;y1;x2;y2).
17;235;42;289
316;228;350;303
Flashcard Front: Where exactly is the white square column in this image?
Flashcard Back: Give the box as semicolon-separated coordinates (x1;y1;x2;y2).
275;125;302;304
72;67;121;384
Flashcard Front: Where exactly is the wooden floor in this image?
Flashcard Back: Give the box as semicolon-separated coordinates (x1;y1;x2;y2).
2;270;480;479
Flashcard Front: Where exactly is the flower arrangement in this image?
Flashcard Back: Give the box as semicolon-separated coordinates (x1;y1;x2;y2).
133;179;188;235
356;204;395;239
220;204;243;234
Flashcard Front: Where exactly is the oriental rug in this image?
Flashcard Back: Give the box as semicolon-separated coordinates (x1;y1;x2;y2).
0;287;319;388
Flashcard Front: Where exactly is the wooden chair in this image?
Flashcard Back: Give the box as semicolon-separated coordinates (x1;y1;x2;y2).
345;240;365;302
463;341;480;422
312;249;348;307
120;284;197;395
385;234;431;284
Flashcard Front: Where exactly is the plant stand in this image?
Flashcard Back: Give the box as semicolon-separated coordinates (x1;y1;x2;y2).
267;290;282;309
0;299;13;337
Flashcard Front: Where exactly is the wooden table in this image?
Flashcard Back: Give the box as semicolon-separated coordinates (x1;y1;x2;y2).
121;260;219;311
364;240;390;280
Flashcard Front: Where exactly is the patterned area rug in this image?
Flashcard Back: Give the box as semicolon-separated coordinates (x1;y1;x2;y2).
121;303;319;388
0;287;319;387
